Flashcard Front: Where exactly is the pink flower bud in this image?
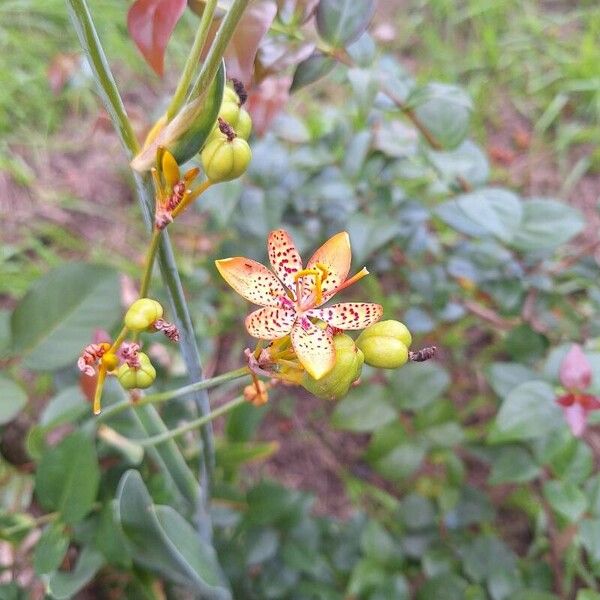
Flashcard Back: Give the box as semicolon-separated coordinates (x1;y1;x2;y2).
559;344;592;390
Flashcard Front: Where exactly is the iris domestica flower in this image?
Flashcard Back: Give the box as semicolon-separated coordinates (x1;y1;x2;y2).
216;230;383;380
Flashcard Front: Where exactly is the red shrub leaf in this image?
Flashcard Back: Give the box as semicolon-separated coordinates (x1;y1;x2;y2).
127;0;187;76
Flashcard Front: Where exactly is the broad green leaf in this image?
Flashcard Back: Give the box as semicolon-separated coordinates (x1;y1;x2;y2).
490;381;563;443
460;535;516;583
407;83;473;150
394;362;450;410
116;470;231;599
40;386;88;429
578;590;600;600
373;441;426;481
579;519;600;563
456;188;522;243
347;214;400;266
331;387;396;432
400;494;436;531
47;546;104;600
487;362;538;398
33;522;69;576
417;574;469;600
316;0;375;48
10;263;121;371
543;480;588;522
347;558;387;597
0;375;26;425
488;446;540;485
360;520;403;567
511;199;584;252
35;431;100;524
291;52;336;91
426;140;489;190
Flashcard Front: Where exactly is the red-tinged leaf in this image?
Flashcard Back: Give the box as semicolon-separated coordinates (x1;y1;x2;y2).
224;0;277;84
245;76;291;135
127;0;187;76
560;344;592;391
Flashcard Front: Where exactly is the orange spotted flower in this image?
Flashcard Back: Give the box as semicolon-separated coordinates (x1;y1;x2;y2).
216;230;383;380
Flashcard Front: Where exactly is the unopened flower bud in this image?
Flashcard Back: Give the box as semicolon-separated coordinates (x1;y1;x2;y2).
161;149;180;188
101;351;119;372
117;352;156;390
356;320;412;369
124;298;163;332
302;334;364;400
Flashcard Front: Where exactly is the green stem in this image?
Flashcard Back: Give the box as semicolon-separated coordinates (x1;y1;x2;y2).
189;0;250;98
166;0;218;120
139;227;161;297
97;367;250;422
135;396;246;447
67;0;217;540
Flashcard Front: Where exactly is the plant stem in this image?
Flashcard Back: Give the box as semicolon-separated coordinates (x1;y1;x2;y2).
67;0;219;540
139;227;161;297
135;395;246;447
97;366;250;422
167;0;218;120
189;0;250;99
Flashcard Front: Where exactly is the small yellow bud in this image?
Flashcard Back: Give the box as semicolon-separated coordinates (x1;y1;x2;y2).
101;352;119;372
124;298;163;332
161;150;181;188
302;334;364;400
117;352;156;390
201;135;252;183
356;320;412;369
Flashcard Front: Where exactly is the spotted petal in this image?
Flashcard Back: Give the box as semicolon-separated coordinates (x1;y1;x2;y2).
215;258;286;307
268;229;303;293
310;302;383;330
305;231;352;301
291;318;335;380
245;306;296;340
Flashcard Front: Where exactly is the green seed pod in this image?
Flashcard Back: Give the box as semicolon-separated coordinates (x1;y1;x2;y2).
219;98;240;125
201;134;252;183
302;334;364;400
356;320;412;369
234;108;252;140
124;298;163;332
117;352;156;390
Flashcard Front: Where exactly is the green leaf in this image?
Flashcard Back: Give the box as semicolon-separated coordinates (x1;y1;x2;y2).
456;188;522;243
504;325;548;362
487;362;538;398
347;214;400;266
315;0;375;48
47;546;104;600
511;199;584;252
35;431;100;524
360;521;403;567
373;441;426;481
577;590;600;600
489;446;540;485
39;386;88;428
10;263;121;370
331;386;396;432
0;375;27;425
460;535;516;583
543;480;588;522
394;362;450;410
407;83;473;150
490;381;563;443
291;52;336;91
417;574;469;600
579;518;600;563
33;522;69;576
116;470;231;599
426;140;489;190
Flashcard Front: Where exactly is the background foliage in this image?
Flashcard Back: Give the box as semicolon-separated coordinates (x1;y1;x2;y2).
2;0;600;598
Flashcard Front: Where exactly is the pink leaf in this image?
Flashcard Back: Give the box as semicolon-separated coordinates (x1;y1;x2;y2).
559;344;592;390
127;0;187;76
224;0;277;84
245;76;291;135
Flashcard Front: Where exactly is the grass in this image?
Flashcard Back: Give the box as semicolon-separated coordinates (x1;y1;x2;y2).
402;0;600;162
